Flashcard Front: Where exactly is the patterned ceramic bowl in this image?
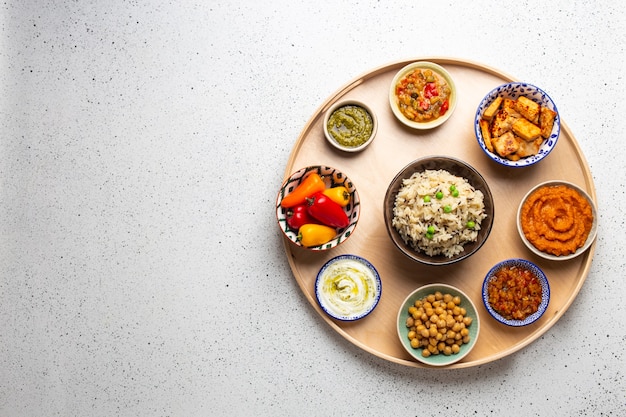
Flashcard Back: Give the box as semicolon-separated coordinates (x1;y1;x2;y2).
276;165;360;250
482;258;550;327
315;255;382;321
397;283;480;366
474;82;560;167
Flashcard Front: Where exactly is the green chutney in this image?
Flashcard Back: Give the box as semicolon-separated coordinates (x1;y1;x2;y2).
327;105;373;148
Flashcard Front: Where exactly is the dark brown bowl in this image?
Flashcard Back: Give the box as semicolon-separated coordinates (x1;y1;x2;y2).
383;156;494;266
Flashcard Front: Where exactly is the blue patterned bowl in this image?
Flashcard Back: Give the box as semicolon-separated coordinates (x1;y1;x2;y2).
276;165;360;250
474;82;560;167
482;258;550;327
315;255;382;321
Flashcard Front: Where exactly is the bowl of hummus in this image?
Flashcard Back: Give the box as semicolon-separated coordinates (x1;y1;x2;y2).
517;180;597;261
315;255;382;321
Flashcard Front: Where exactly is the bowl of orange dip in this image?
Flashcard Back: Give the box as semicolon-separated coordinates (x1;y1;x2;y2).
516;180;597;261
482;258;550;327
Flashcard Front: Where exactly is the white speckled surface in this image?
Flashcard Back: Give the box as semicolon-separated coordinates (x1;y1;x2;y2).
1;1;625;415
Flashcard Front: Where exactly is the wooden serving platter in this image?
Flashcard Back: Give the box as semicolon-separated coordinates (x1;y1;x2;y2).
281;57;596;368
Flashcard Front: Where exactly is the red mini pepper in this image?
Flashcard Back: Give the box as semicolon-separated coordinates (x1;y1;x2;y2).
286;203;319;231
306;192;350;229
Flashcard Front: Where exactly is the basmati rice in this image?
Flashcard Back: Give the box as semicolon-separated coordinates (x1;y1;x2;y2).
392;169;487;258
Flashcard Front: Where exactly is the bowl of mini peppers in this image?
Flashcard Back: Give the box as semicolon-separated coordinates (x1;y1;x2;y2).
276;165;360;250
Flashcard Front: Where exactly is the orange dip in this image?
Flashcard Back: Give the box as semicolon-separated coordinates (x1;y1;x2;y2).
487;265;543;320
521;185;593;256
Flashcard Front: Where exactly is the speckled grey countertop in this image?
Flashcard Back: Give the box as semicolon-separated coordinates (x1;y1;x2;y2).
1;1;625;416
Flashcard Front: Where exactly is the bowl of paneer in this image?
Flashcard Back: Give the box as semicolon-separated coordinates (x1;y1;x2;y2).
474;82;560;167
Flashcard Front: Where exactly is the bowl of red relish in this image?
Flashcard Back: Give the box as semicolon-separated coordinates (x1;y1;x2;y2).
389;61;457;129
481;258;550;327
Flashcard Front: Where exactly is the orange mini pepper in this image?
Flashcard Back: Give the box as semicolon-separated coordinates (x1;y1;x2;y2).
280;172;325;208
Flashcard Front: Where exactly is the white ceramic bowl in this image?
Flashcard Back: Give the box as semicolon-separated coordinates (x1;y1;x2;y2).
315;254;382;321
276;165;360;250
323;99;378;152
482;258;550;327
517;180;597;261
397;283;479;366
474;82;560;167
389;61;457;129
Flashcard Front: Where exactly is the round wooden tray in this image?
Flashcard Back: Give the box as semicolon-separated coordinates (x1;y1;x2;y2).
280;57;597;368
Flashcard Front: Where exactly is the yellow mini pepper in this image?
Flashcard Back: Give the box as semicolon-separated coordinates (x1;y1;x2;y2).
322;186;351;207
297;224;337;247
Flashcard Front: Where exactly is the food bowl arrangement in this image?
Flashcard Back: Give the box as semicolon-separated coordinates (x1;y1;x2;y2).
474;82;560;167
482;258;550;327
397;283;479;366
389;61;457;129
323;99;378;152
315;254;382;321
383;156;494;266
517;180;597;261
276;165;360;250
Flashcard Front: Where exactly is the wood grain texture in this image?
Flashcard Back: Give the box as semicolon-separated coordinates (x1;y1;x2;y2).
280;57;596;369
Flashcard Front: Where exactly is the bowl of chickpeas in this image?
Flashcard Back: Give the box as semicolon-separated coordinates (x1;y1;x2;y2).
397;283;479;366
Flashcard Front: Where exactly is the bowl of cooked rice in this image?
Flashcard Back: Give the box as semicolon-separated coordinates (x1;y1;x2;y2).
383;156;495;266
